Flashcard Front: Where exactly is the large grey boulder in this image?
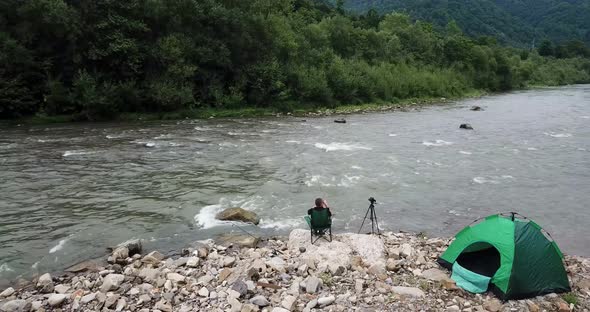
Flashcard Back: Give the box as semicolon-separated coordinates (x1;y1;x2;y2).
215;208;260;225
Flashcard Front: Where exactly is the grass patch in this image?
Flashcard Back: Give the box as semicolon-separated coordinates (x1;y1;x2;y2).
320;272;334;287
562;293;578;305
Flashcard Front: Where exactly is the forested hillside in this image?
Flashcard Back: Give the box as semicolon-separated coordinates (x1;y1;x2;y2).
337;0;590;46
1;0;589;121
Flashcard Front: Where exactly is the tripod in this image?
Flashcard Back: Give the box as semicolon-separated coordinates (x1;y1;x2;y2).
358;197;381;235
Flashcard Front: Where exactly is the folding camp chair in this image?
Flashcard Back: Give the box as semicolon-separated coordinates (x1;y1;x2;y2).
304;208;332;244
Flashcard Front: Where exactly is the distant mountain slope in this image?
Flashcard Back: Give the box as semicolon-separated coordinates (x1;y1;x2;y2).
336;0;590;46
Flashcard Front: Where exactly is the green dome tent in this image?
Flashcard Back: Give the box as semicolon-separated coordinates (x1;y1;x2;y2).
438;213;571;300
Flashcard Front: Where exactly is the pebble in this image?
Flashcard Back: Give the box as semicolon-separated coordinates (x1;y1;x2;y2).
250;295;270;307
198;287;209;297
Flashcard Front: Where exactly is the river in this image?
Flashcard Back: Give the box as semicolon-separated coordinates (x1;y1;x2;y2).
1;85;589;283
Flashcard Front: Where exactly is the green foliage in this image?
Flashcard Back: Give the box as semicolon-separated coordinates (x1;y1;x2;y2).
336;0;590;47
0;0;589;121
562;293;578;305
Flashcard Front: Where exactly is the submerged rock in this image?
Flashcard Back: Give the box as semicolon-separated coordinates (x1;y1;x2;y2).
215;207;260;225
460;123;474;130
65;260;102;273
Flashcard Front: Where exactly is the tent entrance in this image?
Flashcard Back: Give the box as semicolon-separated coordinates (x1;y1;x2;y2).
456;242;501;278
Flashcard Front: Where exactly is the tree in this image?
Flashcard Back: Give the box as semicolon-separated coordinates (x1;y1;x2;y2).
538;40;554;57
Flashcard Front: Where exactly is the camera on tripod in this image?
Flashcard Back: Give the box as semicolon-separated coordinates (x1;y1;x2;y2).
359;196;380;235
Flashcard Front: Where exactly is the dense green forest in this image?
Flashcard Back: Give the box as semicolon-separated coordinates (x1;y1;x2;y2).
335;0;590;47
1;0;590;121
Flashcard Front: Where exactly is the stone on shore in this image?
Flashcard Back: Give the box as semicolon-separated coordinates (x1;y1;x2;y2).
118;239;143;255
54;284;70;294
1;299;27;312
483;299;503;312
305;276;321;294
167;272;186;283
391;286;425;298
186;257;200;268
215;207;260;225
36;273;54;293
218;233;260;248
48;294;68;306
100;274;125;292
318;295;335;307
281;295;297;310
0;287;15;298
250;295;270;307
142;250;165;264
421;268;451;282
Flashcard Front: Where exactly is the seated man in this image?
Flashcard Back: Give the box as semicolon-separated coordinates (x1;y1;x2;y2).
308;198;332;218
305;198;333;242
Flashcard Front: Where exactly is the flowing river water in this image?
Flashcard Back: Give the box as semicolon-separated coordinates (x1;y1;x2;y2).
1;85;589;283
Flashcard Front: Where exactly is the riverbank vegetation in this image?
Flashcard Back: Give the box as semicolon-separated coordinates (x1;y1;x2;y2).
1;0;590;121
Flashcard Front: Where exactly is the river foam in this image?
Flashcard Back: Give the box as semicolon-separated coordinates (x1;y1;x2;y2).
544;132;572;138
259;218;302;230
422;140;453;147
314;142;372;152
63;150;94;157
49;236;72;254
194;204;228;229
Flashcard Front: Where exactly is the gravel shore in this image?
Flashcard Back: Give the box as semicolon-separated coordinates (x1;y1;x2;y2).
1;229;588;312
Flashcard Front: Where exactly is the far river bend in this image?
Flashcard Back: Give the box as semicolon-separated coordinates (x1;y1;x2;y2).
1;85;589;283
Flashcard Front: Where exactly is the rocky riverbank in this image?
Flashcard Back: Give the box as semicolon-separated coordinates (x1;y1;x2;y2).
1;230;588;312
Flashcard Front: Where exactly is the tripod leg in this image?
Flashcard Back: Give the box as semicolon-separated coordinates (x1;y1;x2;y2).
370;207;375;234
358;205;372;234
372;207;380;235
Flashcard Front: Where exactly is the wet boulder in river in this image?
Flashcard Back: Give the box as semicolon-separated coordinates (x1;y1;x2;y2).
470;106;483;111
460;123;474;130
216;207;260;225
334;119;347;124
